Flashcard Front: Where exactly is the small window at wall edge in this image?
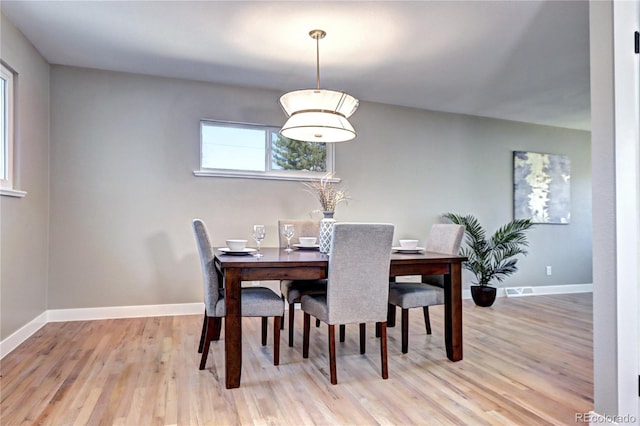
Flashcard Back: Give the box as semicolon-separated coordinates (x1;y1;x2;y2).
194;119;336;182
0;62;25;198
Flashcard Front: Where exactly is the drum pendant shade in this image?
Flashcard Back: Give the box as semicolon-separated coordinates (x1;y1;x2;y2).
279;30;359;143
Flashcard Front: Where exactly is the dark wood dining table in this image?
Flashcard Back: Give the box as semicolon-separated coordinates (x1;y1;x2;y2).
213;247;467;389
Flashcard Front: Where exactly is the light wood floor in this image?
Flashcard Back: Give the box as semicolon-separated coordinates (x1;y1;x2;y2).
0;293;592;425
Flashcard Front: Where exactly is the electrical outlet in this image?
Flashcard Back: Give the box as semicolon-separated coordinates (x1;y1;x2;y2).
545;266;552;276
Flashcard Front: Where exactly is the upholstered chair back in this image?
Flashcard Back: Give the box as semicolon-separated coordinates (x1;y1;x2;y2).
193;219;221;314
326;223;394;324
426;224;465;255
277;220;321;248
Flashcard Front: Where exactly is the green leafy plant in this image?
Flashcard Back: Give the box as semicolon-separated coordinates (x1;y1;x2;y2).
443;213;534;286
272;135;327;172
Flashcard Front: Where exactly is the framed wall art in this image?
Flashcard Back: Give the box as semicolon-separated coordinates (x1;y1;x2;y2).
513;151;570;224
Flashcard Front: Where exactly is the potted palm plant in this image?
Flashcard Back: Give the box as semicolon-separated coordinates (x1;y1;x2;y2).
443;213;534;307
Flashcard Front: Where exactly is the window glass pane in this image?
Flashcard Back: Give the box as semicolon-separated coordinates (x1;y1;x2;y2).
198;120;333;180
201;123;266;172
271;133;327;172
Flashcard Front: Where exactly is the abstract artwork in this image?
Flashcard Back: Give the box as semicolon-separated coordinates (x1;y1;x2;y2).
513;151;570;224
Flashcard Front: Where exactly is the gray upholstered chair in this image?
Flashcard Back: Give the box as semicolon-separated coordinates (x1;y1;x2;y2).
300;223;394;384
388;223;465;353
193;219;284;369
277;219;327;346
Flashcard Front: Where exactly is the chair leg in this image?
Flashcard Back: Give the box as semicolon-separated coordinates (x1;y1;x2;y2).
303;312;311;358
280;314;285;330
387;303;396;327
199;317;217;370
339;324;346;342
401;308;409;354
198;311;207;353
273;316;281;365
288;303;295;347
423;306;432;335
328;324;337;385
379;321;389;379
261;317;268;346
212;317;222;341
360;323;366;354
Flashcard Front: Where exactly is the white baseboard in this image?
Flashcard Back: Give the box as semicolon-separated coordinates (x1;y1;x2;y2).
1;284;593;360
395;277;592;300
47;302;203;322
534;283;593;294
463;283;592;299
497;283;593;298
0;303;203;360
0;311;47;359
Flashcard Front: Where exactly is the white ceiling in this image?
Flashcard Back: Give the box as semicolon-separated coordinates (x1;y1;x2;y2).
1;0;591;130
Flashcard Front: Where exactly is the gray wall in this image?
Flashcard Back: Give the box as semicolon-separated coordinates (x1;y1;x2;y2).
0;14;50;339
48;65;592;310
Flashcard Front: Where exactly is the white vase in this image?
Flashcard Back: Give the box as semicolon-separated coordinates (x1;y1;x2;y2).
319;211;335;254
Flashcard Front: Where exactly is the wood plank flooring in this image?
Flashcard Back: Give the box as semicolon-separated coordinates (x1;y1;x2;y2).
0;293;592;425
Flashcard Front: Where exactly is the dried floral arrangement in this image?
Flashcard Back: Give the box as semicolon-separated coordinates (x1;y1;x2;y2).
303;174;350;213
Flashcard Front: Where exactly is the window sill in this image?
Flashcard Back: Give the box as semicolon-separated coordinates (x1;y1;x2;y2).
0;188;27;198
193;170;340;183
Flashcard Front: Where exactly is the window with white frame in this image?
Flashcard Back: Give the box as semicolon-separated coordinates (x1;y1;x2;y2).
0;63;16;193
196;120;334;180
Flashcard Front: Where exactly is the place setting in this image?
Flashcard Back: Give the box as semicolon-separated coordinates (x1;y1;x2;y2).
392;239;426;254
280;222;319;251
293;236;319;250
218;238;257;255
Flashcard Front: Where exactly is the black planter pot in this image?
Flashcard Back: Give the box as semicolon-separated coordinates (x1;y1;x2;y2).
470;285;497;307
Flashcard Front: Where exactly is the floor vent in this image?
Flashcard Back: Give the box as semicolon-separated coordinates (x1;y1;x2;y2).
504;287;535;297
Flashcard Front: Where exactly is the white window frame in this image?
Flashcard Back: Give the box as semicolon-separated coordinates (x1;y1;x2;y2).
194;119;335;182
0;62;24;197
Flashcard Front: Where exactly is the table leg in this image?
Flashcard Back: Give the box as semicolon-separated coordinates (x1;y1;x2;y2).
444;262;463;361
387;276;396;328
224;268;242;388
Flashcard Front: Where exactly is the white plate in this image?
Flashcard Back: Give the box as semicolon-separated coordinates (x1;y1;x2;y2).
219;247;257;255
392;246;426;253
293;244;320;250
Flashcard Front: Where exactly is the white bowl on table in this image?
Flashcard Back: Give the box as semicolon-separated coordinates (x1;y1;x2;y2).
299;237;317;246
226;239;248;251
398;239;419;250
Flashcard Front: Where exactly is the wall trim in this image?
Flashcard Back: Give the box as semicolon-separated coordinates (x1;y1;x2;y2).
0;311;47;359
47;302;203;322
0;303;202;360
463;283;593;299
1;284;592;360
0;188;28;198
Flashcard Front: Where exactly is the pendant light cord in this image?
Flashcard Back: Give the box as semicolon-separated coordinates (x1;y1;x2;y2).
316;34;321;90
309;29;326;90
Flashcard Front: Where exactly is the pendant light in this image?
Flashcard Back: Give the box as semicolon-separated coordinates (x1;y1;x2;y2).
279;29;359;143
